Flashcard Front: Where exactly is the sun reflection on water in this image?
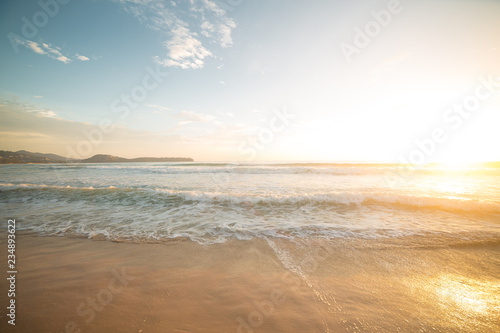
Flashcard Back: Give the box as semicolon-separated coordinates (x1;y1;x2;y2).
407;273;500;330
434;274;493;314
431;181;471;196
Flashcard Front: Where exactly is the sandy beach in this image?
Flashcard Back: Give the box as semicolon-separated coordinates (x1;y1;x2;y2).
1;232;499;332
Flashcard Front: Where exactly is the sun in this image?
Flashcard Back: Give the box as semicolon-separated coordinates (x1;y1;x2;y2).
436;160;476;171
433;139;496;170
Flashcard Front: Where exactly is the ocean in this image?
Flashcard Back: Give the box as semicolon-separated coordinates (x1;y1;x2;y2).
1;162;500;332
1;162;499;243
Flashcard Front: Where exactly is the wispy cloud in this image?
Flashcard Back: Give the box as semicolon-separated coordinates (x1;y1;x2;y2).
0;93;185;158
147;104;174;114
198;1;236;47
75;54;90;61
1;94;59;118
177;110;218;124
30;109;58;118
0;131;51;139
42;42;72;63
26;40;45;55
0;94;254;160
114;0;237;69
11;38;91;64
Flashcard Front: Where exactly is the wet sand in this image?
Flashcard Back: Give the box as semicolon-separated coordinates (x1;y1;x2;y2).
1;233;499;332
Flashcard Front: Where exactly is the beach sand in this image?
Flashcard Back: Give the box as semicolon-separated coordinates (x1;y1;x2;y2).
1;233;499;332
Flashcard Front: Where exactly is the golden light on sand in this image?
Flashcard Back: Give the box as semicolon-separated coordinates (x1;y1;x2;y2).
434;275;492;314
406;273;500;330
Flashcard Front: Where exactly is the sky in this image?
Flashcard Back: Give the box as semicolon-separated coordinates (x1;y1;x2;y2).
1;0;499;163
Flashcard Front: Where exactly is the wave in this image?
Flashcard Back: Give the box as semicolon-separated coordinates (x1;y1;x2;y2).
153;188;500;216
37;164;373;175
11;216;500;246
31;164;500;179
2;182;499;216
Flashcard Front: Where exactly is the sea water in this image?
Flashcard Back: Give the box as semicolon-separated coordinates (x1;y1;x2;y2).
0;162;499;243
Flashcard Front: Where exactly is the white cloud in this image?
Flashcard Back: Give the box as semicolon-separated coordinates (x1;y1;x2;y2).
157;26;212;69
12;38;91;64
76;54;90;61
34;110;58;118
195;1;236;47
25;106;58;118
178;110;216;123
26;41;45;54
0;92;57;118
56;56;72;64
217;20;236;47
201;21;215;37
42;43;72;63
115;0;237;69
147;104;174;113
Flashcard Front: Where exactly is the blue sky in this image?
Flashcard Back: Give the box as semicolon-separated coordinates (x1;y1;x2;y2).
1;0;500;162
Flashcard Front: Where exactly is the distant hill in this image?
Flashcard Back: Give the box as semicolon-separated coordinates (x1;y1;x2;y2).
128;157;194;162
15;150;77;162
0;150;74;164
80;154;129;163
80;154;193;163
0;150;193;164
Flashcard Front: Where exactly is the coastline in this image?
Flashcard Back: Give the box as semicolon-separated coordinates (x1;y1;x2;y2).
1;232;499;332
